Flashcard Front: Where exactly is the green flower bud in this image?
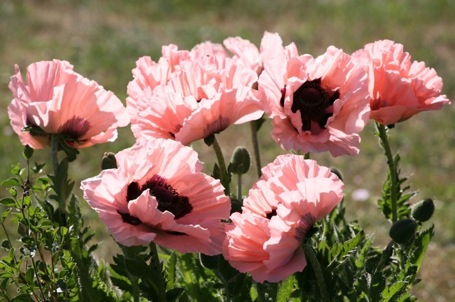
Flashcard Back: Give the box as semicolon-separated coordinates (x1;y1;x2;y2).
411;198;435;222
330;167;343;181
389;218;417;245
101;152;117;170
228;147;250;175
22;145;34;160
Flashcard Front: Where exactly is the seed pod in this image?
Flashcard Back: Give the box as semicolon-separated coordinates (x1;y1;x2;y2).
389;218;417;245
411;198;435;222
101;152;117;170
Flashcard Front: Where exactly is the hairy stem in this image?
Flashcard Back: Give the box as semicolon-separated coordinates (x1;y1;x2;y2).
212;136;230;195
303;241;330;301
250;122;262;178
376;123;399;222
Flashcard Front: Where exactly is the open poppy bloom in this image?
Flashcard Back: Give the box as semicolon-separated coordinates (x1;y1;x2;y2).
223;155;344;282
81;138;231;255
223;31;286;75
127;42;263;145
8;60;129;149
259;45;370;156
352;39;451;125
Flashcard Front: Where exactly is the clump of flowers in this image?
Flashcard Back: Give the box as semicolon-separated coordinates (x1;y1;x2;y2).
126;41;263;145
0;32;451;301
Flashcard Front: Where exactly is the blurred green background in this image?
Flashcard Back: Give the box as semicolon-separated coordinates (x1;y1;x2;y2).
1;0;454;300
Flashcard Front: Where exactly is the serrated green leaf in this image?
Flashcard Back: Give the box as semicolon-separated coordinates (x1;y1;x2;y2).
1;177;21;187
166;252;178;289
277;275;297;302
410;225;434;271
355;236;374;269
1;239;11;249
329;230;364;266
166;287;185;302
11;293;33;302
10;163;21;176
110;274;133;293
381;281;407;301
0;197;16;207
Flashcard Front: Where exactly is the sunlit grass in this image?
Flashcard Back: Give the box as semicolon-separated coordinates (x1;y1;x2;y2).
1;0;454;299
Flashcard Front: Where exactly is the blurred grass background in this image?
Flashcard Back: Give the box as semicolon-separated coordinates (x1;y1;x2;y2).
1;0;454;300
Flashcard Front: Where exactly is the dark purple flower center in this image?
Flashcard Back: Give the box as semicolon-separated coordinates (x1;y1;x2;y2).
58;116;90;140
120;175;192;226
289;79;339;132
266;209;277;220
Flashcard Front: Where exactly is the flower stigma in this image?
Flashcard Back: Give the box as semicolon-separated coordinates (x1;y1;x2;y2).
291;79;339;132
122;175;193;226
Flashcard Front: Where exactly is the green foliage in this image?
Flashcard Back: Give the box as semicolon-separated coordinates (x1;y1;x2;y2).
0;149;119;301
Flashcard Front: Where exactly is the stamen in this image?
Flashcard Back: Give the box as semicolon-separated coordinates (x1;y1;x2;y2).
291;79;339;132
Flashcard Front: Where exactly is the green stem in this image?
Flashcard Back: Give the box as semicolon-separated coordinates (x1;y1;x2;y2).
255;282;277;302
237;173;242;200
120;246;141;302
212;136;230;195
376;123;399;222
374;240;394;274
50;134;59;177
250;122;262;178
303;241;330;302
148;243;167;302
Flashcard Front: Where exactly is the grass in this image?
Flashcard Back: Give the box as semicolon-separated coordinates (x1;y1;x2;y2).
1;0;454;300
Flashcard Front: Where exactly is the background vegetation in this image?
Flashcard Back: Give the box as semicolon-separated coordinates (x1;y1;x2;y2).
1;0;454;300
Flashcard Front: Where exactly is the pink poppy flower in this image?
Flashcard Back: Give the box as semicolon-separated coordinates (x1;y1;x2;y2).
352;39;451;125
224;31;287;74
223;155;344;282
259;46;370;156
127;44;263;145
8;60;129;149
81;138;231;255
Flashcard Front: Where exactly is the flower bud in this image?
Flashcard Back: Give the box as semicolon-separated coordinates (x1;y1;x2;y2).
101;152;117;170
22;145;34;160
389;218;417;245
411;198;435;222
228;147;250;175
330;167;343;181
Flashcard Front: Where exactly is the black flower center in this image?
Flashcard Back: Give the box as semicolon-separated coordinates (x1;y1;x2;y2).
290;79;339;132
265;209;277;220
120;175;192;226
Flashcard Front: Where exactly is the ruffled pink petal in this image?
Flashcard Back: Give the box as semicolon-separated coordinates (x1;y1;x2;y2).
175;88;263;145
259;46;369;156
129;87;197;141
223;36;261;72
223;212;270;266
173;173;230;224
352;39;451;124
81;137;230;255
8;59;129;149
